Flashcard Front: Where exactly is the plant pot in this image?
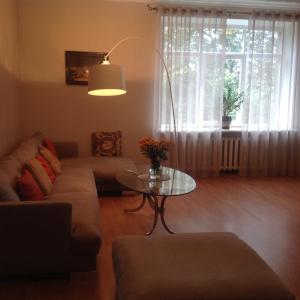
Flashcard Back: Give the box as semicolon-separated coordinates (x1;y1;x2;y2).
222;116;232;129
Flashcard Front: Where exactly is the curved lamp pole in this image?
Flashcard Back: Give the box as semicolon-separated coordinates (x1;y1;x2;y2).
88;36;179;169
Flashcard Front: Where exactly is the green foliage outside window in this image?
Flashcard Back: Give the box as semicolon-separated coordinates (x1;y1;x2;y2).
223;74;244;117
161;18;281;127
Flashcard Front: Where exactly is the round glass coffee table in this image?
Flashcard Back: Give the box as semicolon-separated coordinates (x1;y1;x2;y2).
116;166;196;235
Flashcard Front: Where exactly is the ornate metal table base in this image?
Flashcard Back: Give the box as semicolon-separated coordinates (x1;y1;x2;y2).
124;194;175;235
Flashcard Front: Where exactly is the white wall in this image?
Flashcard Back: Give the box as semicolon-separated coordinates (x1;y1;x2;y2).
0;0;21;156
19;0;159;162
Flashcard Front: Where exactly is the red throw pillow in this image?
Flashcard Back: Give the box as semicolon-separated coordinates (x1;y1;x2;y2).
36;154;56;183
43;138;58;158
17;169;44;201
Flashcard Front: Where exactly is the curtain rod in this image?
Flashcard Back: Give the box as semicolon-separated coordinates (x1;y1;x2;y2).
147;4;300;18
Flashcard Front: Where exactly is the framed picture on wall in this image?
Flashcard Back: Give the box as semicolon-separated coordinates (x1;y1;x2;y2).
65;51;106;85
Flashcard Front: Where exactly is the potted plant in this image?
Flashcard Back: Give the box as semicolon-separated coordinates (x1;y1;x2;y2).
223;76;244;129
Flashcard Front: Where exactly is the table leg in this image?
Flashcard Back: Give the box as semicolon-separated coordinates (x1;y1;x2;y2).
146;194;159;236
146;193;156;210
160;196;175;234
123;193;175;235
124;194;146;213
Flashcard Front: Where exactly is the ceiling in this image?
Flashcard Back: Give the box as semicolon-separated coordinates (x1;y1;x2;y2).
105;0;300;10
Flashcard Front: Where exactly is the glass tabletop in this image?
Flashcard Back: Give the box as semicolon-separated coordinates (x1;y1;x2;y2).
116;165;196;196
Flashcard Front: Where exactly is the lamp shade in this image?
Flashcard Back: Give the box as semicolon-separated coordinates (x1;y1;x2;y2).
88;63;126;96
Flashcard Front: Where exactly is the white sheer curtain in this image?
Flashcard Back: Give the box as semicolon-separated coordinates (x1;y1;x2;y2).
156;9;300;177
155;8;226;177
240;13;300;176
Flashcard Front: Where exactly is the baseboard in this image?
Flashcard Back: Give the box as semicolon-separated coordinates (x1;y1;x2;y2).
0;272;70;282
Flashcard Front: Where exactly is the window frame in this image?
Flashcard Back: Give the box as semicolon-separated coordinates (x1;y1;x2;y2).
159;16;287;132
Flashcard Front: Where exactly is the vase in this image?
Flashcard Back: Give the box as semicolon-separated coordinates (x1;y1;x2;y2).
222;116;232;129
149;159;162;179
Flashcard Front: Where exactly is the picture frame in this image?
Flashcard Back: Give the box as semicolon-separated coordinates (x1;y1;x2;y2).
65;51;106;85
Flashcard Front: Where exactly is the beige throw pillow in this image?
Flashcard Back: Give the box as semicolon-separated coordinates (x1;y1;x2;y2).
39;146;62;175
25;158;53;195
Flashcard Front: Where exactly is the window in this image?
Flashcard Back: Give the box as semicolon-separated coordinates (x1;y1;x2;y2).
225;19;283;128
225;19;248;127
158;13;297;132
160;15;226;131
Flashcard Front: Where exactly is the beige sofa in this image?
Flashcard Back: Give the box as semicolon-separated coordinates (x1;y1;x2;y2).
0;133;136;276
55;141;137;193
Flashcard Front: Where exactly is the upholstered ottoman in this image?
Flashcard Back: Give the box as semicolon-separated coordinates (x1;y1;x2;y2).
112;233;294;300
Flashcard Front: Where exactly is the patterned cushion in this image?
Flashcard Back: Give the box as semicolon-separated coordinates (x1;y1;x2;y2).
25;158;53;195
39;146;62;175
91;131;122;157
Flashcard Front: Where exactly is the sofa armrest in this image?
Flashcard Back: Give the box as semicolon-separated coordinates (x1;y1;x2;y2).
0;201;72;275
54;142;79;159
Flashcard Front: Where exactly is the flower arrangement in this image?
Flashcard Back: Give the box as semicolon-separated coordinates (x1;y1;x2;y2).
138;137;173;171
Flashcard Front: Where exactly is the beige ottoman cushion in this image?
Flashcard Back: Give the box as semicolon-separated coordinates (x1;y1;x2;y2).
112;233;295;300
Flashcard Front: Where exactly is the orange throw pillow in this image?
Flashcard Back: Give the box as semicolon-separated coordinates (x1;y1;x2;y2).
17;169;44;201
39;146;62;175
43;138;58;158
36;154;56;183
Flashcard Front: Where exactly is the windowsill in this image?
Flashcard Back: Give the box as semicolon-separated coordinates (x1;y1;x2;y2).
222;129;242;138
222;127;242;132
158;127;295;134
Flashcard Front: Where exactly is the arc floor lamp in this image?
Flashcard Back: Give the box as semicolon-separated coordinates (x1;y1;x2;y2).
87;36;179;169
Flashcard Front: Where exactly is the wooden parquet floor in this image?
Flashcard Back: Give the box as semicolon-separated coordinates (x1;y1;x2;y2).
0;176;299;300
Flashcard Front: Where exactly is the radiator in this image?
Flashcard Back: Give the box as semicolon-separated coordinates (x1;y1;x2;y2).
221;137;241;171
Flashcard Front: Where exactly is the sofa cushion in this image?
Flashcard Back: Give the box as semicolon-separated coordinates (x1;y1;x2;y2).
54;142;79;159
16;169;44;201
36;155;56;183
52;168;96;194
0;173;20;202
92;131;122;156
43;138;58;157
25;158;53;195
11;144;33;166
23;132;44;158
39;146;62;175
48;192;101;255
61;156;137;183
0;155;22;188
11;132;43;165
0;133;44;201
